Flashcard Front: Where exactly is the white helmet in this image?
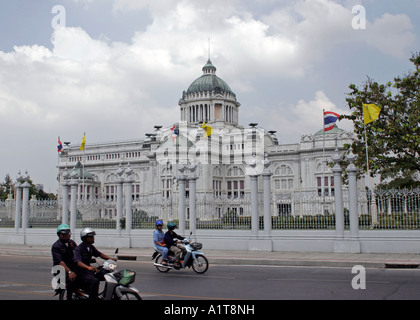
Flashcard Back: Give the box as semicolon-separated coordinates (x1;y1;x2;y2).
80;227;96;241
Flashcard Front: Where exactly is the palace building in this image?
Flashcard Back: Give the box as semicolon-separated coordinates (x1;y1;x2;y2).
57;60;361;223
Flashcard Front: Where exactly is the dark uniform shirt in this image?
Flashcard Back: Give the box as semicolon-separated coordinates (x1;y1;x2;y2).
51;238;77;270
73;243;102;273
164;231;185;248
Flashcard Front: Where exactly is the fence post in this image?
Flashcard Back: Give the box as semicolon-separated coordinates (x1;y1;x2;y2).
332;150;344;238
21;181;30;233
177;166;186;235
188;163;198;235
346;148;359;239
124;165;134;234
61;180;69;225
262;154;272;236
14;181;22;233
116;165;124;233
250;174;259;237
69;180;78;234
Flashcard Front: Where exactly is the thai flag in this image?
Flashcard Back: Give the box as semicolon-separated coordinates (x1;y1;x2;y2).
171;125;179;142
324;111;340;132
57;136;63;153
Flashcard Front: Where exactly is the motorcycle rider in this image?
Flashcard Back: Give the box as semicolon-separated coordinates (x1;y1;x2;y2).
164;222;186;268
73;227;117;300
153;220;168;265
51;224;78;300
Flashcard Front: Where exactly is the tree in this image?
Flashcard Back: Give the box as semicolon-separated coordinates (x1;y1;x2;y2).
0;174;57;200
0;174;14;200
342;53;420;186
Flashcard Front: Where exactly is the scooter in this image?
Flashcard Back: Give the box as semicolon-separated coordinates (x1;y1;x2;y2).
55;249;142;300
152;233;209;274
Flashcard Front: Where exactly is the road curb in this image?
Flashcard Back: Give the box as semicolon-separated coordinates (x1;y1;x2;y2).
1;247;418;269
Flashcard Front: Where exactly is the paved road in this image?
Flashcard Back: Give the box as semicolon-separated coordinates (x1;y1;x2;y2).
1;255;420;301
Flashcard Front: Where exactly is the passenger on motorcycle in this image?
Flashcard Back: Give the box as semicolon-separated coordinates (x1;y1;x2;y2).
73;227;117;300
164;222;187;268
51;224;78;300
153;220;168;265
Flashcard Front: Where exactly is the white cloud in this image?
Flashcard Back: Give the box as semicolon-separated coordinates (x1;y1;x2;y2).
365;13;416;58
262;0;416;61
0;0;417;190
247;90;354;144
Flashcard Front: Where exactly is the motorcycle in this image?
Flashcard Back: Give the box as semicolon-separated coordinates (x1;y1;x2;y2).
152;233;209;274
55;249;142;300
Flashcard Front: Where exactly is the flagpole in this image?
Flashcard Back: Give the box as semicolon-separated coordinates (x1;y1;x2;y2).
364;112;378;226
322;109;326;214
82;132;85;201
57;137;63;194
364;123;369;173
57;137;60;190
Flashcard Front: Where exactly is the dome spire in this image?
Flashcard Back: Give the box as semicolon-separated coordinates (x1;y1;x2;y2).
202;59;216;75
208;37;211;61
203;37;216;75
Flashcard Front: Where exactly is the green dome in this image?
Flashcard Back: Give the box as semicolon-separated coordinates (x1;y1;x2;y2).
314;125;345;136
69;161;93;180
186;60;235;96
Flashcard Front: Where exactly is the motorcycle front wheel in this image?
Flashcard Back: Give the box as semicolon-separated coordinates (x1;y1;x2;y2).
119;291;142;300
192;255;209;274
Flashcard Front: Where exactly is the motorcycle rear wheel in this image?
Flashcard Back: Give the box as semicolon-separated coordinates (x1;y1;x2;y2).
155;255;170;273
58;289;87;300
192;255;209;274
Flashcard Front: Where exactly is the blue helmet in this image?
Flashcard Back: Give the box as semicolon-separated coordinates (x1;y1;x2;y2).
156;220;163;227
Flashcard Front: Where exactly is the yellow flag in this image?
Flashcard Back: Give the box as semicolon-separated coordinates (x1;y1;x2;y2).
80;133;86;150
363;104;381;124
201;121;213;138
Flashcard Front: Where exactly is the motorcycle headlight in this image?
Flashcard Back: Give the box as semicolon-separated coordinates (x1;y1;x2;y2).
103;260;117;271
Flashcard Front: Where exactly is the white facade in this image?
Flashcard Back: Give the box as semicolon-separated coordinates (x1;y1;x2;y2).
57;60;362;222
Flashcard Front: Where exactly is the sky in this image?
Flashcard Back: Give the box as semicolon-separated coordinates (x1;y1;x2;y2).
0;0;418;193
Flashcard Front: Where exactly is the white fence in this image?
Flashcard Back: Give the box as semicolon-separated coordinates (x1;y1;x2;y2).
1;188;419;230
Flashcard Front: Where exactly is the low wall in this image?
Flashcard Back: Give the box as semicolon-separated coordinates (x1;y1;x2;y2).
1;228;420;254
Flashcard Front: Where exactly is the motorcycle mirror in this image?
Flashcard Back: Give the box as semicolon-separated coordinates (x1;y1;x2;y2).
190;231;192;236
115;248;119;254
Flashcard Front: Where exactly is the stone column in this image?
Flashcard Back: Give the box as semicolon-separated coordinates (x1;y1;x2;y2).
262;157;272;236
14;181;22;233
69;180;78;234
346;148;359;239
21;181;31;232
177;165;186;235
332;150;344;239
